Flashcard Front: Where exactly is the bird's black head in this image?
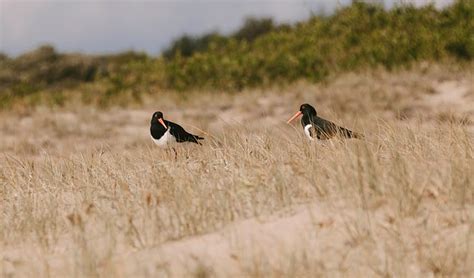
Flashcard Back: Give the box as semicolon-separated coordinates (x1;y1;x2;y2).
152;111;163;120
299;103;317;116
287;103;317;124
151;111;167;129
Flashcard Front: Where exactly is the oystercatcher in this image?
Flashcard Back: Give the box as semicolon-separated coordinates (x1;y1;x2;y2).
287;103;363;140
150;111;204;146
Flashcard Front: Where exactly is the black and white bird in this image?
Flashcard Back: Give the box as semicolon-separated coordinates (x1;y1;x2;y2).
150;111;204;147
287;103;363;140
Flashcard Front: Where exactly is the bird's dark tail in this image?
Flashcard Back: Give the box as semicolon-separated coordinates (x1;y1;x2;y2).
189;134;204;145
193;134;204;140
339;127;364;139
351;132;364;139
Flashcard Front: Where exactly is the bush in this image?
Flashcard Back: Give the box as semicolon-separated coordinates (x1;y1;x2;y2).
233;17;278;42
163;0;473;90
162;33;226;60
162;17;285;60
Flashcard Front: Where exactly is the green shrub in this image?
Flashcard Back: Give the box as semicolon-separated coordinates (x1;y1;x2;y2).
164;0;473;90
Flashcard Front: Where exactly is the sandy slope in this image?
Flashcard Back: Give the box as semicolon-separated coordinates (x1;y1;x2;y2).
116;200;473;277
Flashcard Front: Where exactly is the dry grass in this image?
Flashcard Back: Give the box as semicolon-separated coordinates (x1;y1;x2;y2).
1;63;473;277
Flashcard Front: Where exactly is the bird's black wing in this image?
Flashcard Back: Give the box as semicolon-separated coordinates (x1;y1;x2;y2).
167;121;204;144
313;117;361;139
312;117;336;139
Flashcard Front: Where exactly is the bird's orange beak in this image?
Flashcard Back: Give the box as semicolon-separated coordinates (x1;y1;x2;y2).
158;118;167;129
287;111;302;124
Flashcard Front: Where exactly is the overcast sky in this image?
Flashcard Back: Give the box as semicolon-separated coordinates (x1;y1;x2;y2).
0;0;454;57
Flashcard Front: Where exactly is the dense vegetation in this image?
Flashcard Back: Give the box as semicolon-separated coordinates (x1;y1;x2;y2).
165;1;473;90
162;17;286;60
0;0;472;108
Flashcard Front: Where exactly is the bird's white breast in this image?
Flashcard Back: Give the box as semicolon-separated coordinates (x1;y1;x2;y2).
304;124;315;141
151;128;176;147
